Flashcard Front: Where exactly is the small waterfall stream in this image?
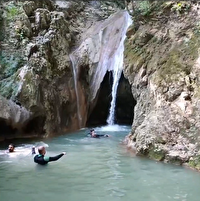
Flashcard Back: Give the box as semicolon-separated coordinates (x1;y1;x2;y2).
69;54;82;128
106;61;123;125
106;13;132;125
15;64;29;97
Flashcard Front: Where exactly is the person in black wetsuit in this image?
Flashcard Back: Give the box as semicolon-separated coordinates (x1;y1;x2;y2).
32;146;36;155
34;146;66;165
89;129;110;138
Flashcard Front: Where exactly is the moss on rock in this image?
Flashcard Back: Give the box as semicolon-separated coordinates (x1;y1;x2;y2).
148;146;165;161
188;156;200;170
0;74;19;99
124;1;200;171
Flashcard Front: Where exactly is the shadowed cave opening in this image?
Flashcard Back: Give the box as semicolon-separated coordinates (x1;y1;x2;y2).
87;71;136;127
0;118;17;136
22;116;46;134
0;116;46;140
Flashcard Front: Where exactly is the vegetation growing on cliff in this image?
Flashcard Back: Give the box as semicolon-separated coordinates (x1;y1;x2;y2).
188;156;200;170
124;0;200;171
125;1;192;24
6;2;22;20
0;1;26;99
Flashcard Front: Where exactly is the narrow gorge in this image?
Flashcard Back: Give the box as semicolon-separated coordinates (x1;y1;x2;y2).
1;0;200;171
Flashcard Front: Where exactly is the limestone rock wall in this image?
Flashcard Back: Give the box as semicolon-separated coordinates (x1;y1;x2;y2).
123;1;200;170
0;95;31;128
0;0;123;139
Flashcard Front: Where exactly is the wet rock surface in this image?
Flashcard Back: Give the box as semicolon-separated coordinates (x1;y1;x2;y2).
0;1;128;139
123;1;200;170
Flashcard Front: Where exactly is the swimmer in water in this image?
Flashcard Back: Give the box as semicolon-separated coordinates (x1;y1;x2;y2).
7;144;15;153
89;129;110;138
4;144;37;156
34;146;66;165
32;146;36;155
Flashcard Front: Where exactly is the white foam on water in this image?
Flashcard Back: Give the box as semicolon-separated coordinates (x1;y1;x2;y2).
35;141;49;147
0;142;49;159
0;161;12;164
96;125;131;132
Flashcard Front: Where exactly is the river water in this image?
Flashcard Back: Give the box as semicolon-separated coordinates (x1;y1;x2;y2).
0;125;200;201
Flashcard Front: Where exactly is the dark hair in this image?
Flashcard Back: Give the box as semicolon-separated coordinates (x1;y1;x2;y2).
38;146;44;154
9;143;15;148
90;128;94;132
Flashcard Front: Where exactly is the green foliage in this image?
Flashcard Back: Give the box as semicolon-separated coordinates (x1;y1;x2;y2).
188;156;200;170
6;3;20;20
0;6;5;41
171;1;191;15
128;1;152;17
0;74;19;99
0;51;24;80
148;146;165;161
0;18;4;41
137;1;151;16
114;0;125;9
194;21;200;35
0;51;23;99
15;28;25;41
98;0;125;9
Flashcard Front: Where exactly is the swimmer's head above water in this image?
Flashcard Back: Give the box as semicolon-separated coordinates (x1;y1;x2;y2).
89;129;96;137
8;144;15;153
32;146;36;155
38;146;46;155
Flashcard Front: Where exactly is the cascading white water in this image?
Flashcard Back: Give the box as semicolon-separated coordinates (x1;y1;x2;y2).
106;56;123;125
106;12;132;125
69;54;82;128
15;65;29;96
69;11;132;127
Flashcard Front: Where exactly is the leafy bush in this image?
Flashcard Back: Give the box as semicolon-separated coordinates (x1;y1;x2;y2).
127;0;152;17
6;3;20;20
137;1;151;16
171;1;191;15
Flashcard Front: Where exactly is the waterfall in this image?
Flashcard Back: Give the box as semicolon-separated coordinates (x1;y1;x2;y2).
69;54;82;128
68;11;132;127
106;12;132;125
15;65;29;96
106;57;123;125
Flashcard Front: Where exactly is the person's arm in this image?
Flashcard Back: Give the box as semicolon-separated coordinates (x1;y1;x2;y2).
44;152;66;162
96;134;109;137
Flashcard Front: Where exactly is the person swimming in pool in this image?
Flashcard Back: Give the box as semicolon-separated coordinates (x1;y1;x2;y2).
34;146;66;165
89;129;110;138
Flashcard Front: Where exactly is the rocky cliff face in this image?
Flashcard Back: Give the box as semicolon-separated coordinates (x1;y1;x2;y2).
123;1;200;170
2;0;199;171
0;0;129;139
0;95;31;141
